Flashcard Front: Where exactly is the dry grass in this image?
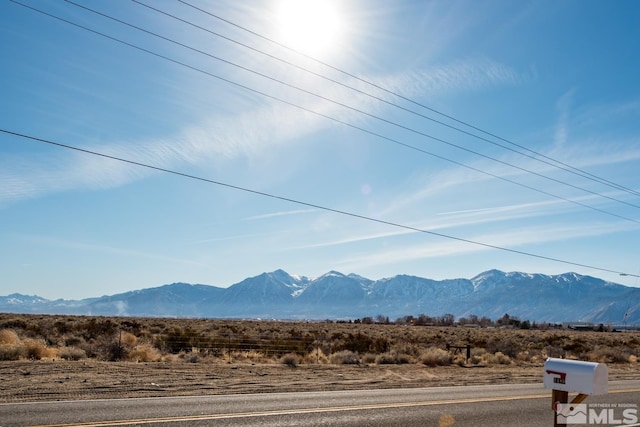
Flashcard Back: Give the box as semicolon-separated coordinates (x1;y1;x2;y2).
330;350;360;365
0;313;639;368
420;347;452;367
0;328;57;361
58;346;87;361
128;343;162;362
0;328;20;346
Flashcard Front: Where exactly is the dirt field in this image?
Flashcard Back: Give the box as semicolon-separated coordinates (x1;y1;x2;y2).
2;359;639;403
2;315;640;402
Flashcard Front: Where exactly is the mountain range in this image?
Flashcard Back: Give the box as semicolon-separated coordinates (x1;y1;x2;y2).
2;269;639;323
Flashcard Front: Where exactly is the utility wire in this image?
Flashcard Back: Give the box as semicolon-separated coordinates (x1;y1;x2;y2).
3;128;639;279
57;0;640;218
9;0;640;226
177;0;640;199
134;0;640;202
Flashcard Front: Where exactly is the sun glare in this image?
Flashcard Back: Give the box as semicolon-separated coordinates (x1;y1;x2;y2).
276;0;344;57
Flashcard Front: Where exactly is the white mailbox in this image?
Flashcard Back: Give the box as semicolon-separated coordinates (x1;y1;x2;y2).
543;358;608;395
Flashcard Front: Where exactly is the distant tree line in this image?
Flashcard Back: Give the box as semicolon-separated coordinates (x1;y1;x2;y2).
345;313;562;330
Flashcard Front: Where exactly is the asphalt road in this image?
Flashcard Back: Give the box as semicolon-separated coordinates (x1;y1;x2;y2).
1;381;639;427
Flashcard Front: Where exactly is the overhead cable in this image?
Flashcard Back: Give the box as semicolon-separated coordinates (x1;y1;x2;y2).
63;1;640;216
3;128;639;279
9;0;640;226
176;0;640;199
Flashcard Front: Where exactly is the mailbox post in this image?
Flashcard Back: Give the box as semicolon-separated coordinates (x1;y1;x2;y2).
543;358;608;426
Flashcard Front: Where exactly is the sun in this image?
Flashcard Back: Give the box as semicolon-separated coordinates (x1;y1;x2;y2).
275;0;344;58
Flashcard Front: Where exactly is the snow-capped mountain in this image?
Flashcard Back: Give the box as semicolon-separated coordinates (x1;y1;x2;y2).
0;293;49;306
1;270;638;323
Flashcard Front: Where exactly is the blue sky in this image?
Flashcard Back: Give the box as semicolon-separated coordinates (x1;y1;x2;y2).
2;0;640;300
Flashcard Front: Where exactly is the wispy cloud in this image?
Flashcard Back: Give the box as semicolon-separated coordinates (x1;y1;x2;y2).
544;93;640;170
190;230;278;245
0;57;532;208
291;228;413;250
436;207;503;216
554;89;574;147
400;57;528;95
370;122;640;225
334;220;640;273
288;195;593;252
243;209;317;221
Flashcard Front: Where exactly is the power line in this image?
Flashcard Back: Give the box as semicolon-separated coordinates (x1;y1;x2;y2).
3;128;638;279
176;0;640;200
36;0;640;222
9;0;640;227
136;0;582;186
126;1;640;210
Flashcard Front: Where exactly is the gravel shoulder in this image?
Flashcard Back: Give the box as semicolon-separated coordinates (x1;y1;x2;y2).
2;360;638;402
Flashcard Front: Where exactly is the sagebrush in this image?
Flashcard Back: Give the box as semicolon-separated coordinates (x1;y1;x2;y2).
0;314;638;367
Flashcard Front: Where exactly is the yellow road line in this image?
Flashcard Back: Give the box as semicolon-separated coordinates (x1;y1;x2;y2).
30;388;640;427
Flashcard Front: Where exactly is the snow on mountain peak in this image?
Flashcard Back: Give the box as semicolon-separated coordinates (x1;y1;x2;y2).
3;293;48;304
1;269;635;323
320;271;346;278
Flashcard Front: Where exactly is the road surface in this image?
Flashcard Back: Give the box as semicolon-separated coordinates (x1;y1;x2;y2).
1;381;639;426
